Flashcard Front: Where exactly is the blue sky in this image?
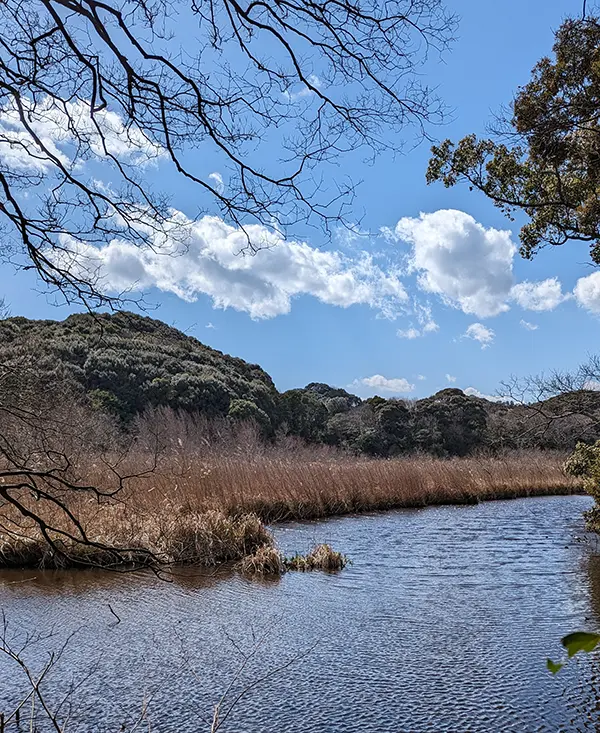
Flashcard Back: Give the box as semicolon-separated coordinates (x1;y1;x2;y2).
1;0;596;400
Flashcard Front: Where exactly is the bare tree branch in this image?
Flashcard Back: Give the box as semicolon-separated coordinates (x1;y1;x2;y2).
498;357;600;448
0;0;456;307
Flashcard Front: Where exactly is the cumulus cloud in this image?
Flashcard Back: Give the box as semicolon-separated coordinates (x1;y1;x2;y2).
574;272;600;313
53;212;409;319
394;209;516;318
462;322;495;348
510;278;566;311
0;97;164;172
446;374;457;383
464;387;506;402
351;375;415;394
391;209;571;321
520;319;538;331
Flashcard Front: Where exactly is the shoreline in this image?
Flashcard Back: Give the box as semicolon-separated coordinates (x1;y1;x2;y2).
0;452;583;571
265;484;585;525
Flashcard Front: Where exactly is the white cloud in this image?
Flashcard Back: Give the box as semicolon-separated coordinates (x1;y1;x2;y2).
283;74;323;101
463;322;495;348
391;209;571;321
397;327;421;339
394;209;516;318
397;322;438;339
520;319;538;331
208;172;225;194
414;301;439;333
510;278;566;311
417;374;426;381
446;374;457;383
206;322;216;329
333;222;369;249
0;97;163;172
464;387;506;402
574;272;600;313
53;212;409;320
351;375;415;394
397;302;438;339
421;319;439;334
584;379;600;391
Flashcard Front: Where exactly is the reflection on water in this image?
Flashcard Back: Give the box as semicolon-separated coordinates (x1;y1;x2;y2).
1;495;600;732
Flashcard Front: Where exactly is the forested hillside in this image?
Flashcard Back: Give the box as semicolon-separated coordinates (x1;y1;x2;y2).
1;311;599;456
0;312;279;429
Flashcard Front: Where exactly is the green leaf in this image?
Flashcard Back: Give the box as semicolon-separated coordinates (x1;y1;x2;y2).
561;632;600;658
547;658;563;675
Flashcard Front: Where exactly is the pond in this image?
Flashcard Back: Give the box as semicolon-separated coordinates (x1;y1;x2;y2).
1;495;600;732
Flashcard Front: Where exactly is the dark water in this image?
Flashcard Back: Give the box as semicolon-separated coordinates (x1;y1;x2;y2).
1;496;600;732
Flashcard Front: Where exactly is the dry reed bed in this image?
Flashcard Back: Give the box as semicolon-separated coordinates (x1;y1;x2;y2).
0;510;273;570
132;451;581;522
0;452;581;570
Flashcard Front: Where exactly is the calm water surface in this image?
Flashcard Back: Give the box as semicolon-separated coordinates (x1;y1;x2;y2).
1;496;600;732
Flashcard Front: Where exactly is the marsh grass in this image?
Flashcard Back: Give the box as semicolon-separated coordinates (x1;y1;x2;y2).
238;543;347;574
0;509;273;570
120;448;577;523
0;438;580;571
285;544;348;572
238;544;285;575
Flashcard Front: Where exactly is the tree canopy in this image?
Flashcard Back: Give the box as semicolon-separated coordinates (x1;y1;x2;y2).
5;311;600;457
0;311;279;426
427;17;600;263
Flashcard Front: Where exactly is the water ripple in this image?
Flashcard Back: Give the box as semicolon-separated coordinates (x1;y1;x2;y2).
0;495;599;731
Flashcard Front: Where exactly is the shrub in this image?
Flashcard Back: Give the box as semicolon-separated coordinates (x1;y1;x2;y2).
565;441;600;530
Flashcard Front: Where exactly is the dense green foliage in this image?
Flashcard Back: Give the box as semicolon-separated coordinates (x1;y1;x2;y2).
0;312;279;430
565;440;600;531
547;632;600;674
3;311;600;457
427;17;600;263
320;389;486;456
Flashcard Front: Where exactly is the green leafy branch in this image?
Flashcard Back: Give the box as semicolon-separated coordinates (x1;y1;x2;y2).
547;632;600;674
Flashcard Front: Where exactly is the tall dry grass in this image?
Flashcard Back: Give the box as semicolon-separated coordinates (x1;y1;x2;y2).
0;408;582;570
112;449;579;522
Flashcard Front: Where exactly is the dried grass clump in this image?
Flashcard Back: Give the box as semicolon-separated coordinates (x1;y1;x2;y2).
238;543;348;574
285;544;348;572
163;511;273;565
0;537;48;569
238;544;285;575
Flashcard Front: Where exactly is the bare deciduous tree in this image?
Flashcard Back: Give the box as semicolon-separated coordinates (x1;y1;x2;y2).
0;359;161;569
499;358;600;447
0;0;457;565
0;0;456;307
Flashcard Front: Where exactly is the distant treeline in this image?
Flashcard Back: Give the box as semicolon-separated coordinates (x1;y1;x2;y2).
1;311;599;457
